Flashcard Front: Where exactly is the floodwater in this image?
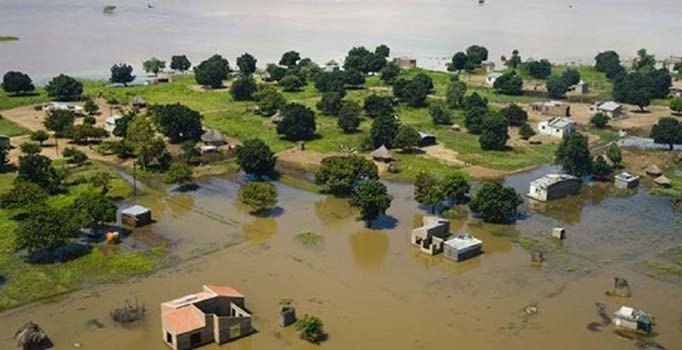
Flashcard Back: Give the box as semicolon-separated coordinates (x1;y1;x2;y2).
2;0;682;81
1;166;681;349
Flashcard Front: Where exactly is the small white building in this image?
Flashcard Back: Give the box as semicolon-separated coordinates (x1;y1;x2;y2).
613;306;653;334
45;102;84;115
411;216;451;256
537;117;576;139
443;234;482;262
528;174;582;202
485;71;503;86
324;60;340;72
105;115;123;133
614;172;640;189
569;80;589;95
590;101;624;119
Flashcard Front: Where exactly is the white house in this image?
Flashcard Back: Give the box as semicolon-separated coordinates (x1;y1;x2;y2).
537;117;576;139
324;60;340;72
528;174;582;202
105;115;123;133
486;72;503;86
590;101;624;119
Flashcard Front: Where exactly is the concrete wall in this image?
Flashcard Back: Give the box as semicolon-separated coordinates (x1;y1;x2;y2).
545;179;581;201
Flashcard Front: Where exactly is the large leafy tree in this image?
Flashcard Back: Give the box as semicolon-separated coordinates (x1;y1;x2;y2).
561;68;581;86
17;154;62;194
110;63;135;86
349;179;392;227
235;138;276;177
254;87;286;116
45;74;83;101
266;64;287;82
648;68;672;99
469;182;523;224
393;125;420;151
15;205;80;259
170;55;192;72
194;54;230;88
337;101;362;133
363;95;394;119
466;45;489;65
370;114;399;148
314;71;346;94
0;181;48;209
463;92;488;110
650;117;682;150
479;113;509;151
500;104;527;126
393;73;433;107
317;91;344;116
43;109;75;137
380;61;401;84
230;76;257;101
2;71;35;95
239;181;278;214
524;59;552;79
613;72;652;112
236;53;257;75
493;71;523;95
447;52;469;72
73;192;117;234
344;46;386;73
279;51;301;68
446;80;467;108
277;103;316;141
143;57;166;75
464;106;487;134
546;75;570;99
315;155;378;195
279;74;305;92
414;172;445;214
442;172;470;203
430;103;452;125
595;51;620;74
152;103;203;143
670;97;682;115
555;132;593;176
605;143;622;166
505;49;522;69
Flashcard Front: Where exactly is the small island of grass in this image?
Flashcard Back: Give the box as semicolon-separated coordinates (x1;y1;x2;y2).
0;36;19;42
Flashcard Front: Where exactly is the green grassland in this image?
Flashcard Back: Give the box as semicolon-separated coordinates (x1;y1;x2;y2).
0;36;19;42
0;161;167;311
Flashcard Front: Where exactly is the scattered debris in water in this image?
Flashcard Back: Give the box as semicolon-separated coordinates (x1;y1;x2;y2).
15;322;52;350
605;277;632;297
633;340;666;349
110;299;146;325
587;302;612;332
523;304;539;316
613;306;654;334
530;251;545;263
86;319;105;330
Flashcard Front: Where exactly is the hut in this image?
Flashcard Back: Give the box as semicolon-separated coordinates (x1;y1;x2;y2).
527;174;581;202
410;216;451;255
645;164;662;176
537;117;576;139
417;132;436;147
324;60;340;72
0;134;11;149
121;205;152;227
269;111;283;124
371;145;394;162
132;96;147;108
443;233;483;262
201;129;226;146
15;322;52;350
552;227;566;240
654;175;672;187
614;172;640;189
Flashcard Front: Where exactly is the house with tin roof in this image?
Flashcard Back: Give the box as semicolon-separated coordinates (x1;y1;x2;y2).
590;101;624;119
527;174;582;202
537;117;576;139
161;285;253;350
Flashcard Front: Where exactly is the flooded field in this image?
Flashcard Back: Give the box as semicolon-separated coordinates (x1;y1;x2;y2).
1;166;681;349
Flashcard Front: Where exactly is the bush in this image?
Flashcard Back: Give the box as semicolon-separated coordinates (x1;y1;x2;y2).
500;104;528;126
20;142;41;155
590;113;610;128
519;123;536;140
295;315;325;343
30;130;49;145
337;101;362;133
63;147;88;164
230;76;257;101
316;92;344;116
0;181;48;209
670;97;682;115
254;87;286;116
235;138;276;177
276;103;316;141
238;181;278;214
430;104;452;125
163;162;194;185
279;74;305;92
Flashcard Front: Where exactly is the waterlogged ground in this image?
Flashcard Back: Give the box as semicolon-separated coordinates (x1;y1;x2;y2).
1;168;681;349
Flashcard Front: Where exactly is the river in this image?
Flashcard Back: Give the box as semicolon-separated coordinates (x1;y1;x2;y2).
1;167;681;349
1;0;682;82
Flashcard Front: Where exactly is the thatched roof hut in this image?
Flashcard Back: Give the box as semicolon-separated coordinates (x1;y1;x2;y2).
371;145;394;162
645;165;663;176
201;128;226;146
654;175;672;187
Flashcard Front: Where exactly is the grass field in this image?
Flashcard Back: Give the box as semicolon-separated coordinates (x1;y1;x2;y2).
0;116;30;137
0;36;19;42
0;160;167;311
0;88;49;111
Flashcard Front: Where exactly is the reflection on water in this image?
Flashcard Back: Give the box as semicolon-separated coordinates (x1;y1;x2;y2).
167;192;196;217
314;196;354;227
348;229;389;270
242;217;278;243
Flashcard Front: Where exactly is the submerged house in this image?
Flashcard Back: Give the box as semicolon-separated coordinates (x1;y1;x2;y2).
444;234;483;262
613;306;653;334
614;172;640;189
161;285;253;350
590;101;624;119
527;174;581;202
411;216;451;255
537;117;576;139
531;101;570;117
121;205;152;227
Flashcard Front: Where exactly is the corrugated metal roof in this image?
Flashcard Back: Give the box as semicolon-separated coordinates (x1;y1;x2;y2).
530;174;578;189
599;101;621;111
121;205;150;216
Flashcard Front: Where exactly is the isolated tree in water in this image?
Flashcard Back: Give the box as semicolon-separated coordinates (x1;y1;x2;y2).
500;104;527;126
469;182;523;224
315;155;378;195
110;63;135;86
164;162;194;186
1;71;34;95
442;172;470;204
350;179;392;228
239;181;278;214
555;132;592;176
235;138;276;177
414;172;445;214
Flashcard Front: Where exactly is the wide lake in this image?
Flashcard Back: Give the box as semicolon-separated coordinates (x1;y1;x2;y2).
1;0;682;81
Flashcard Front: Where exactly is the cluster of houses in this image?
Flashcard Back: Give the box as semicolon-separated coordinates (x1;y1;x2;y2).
410;216;483;262
529;99;625;142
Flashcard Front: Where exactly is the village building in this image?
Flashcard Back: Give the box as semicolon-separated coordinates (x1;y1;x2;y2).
0;134;11;149
670;87;682;98
371;145;394;162
105;115;123;133
45;102;84;115
132;96;147;109
590;101;624;119
614;172;640;189
645;164;662;176
410;216;451;255
323;60;340;72
527;174;582;202
531;100;571;117
537;117;576;139
121;205;152;227
417;131;436;147
269;111;283;124
201;129;226;146
161;285;253;350
568;80;589;95
485;71;503;86
613;306;653;334
155;73;171;83
443;233;483;262
394;57;417;69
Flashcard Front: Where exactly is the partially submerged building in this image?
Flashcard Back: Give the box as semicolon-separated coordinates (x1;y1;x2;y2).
444;234;483;262
121;205;152;227
410;216;451;255
394;57;417;69
613;306;653;334
531;101;570;117
590;101;624;119
614;172;640;189
161;285;253;350
537;117;576;139
527;174;581;202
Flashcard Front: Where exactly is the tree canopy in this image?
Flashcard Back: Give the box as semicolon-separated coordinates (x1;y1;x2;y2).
523;59;552;79
650;117;682;150
430;103;452;125
277;103;317;141
393;73;433;107
279;74;305;92
613;72;652;111
143;57;166;75
555;132;593;176
343;46;387;73
170;55;192;72
152;103;203;143
500;104;527;126
546;75;570;99
194;54;230;88
230;76;257;101
236;53;257;75
266;64;288;82
370;114;400;148
43;109;75;137
414;172;446;214
380;61;401;84
2;71;34;95
479;113;509;151
73;192;117;234
17;154;62;194
15;205;80;259
393;125;420;151
469;182;522;224
337;101;362;133
164;162;194;185
110;63;135;86
236;138;277;177
315;155;378;195
254;87;286;116
45;74;83;101
316;91;344;116
0;181;48;209
446;79;467;109
493;71;523;95
239;181;278;214
349;179;392;227
279;51;301;68
364;95;394;119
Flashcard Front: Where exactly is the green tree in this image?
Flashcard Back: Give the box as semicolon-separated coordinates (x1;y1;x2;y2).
592;156;612;180
350;179;392;227
363;95;394;119
555;132;593;176
505;49;522;69
648;68;672;99
230;76;257;101
1;71;34;95
70;124;108;144
519;123;536;140
430;103;452;125
493;71;523;95
45;74;83;101
164;162;194;185
44;109;75;137
254;87;286;116
110;63;135;86
277;103;316;141
279;51;301;68
524;59;552;79
393;125;420;151
546;75;569;99
239;181;278;214
17;154;62;194
194;54;230;88
370;114;400;148
670;97;682;115
414;172;445;214
343;69;365;87
445;80;467;108
464;106;487;134
447;52;469;72
442;172;470;203
62;147;88;164
595;51;620;74
83;98;99;115
479;113;509;150
266;64;287;82
0;181;48;209
152;103;203;143
605;143;622;167
393;73;433;107
20;142;41;155
235;138;276;177
380;61;401;84
316;92;344;116
466;45;489;65
561;69;581;86
15;205;80;259
279;74;305;92
590;112;609;128
295;315;325;344
143;57;166;75
314;71;346;94
113;111;135;138
337;101;362;133
633;48;656;72
73;192;117;234
650;117;682;150
463;92;488;110
30;130;49;146
236;53;257;75
500;104;527;126
469;182;523;224
89;171;112;195
613;72;651;112
170;55;192;72
375;44;390;58
315;155;378;195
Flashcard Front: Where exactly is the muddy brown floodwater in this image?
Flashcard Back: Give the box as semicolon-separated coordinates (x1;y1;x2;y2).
1;165;681;349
